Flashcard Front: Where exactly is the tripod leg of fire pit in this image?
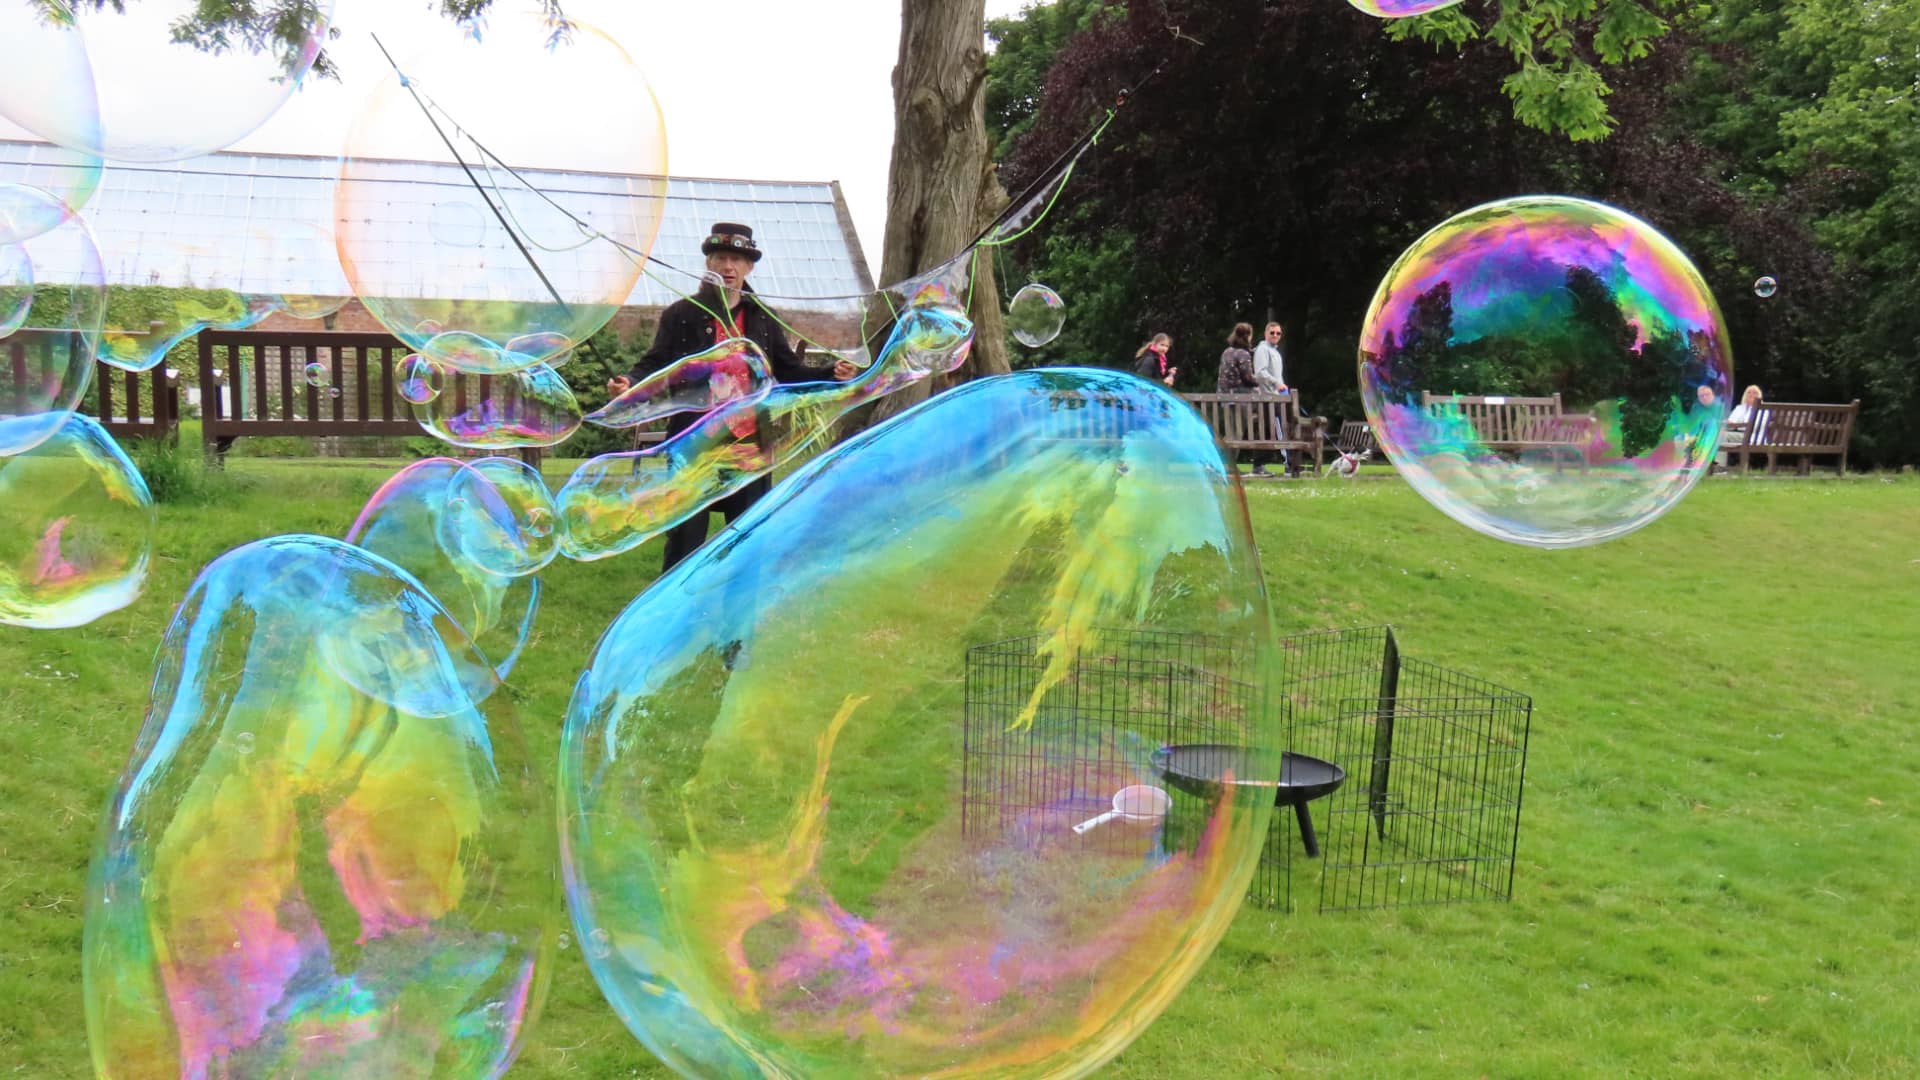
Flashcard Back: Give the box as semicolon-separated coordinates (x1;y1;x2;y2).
1294;801;1319;858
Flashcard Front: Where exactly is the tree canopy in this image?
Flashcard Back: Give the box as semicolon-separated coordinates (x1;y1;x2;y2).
988;0;1916;466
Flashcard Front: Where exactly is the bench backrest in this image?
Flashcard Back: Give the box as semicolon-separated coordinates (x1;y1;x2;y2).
1420;392;1564;444
1181;392;1303;446
1336;420;1376;455
1740;400;1859;451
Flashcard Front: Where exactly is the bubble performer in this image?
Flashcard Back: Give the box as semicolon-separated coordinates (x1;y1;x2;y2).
603;223;859;571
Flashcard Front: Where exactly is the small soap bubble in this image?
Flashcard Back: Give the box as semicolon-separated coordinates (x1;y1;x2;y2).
526;507;555;540
1754;275;1778;299
1008;282;1066;347
588;928;611;959
233;732;255;755
303;362;330;389
397;354;446;405
557;933;571;951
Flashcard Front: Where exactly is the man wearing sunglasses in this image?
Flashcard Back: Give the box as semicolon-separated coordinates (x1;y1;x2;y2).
606;221;858;570
1252;322;1300;477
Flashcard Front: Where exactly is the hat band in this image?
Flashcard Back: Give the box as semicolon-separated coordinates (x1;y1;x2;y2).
707;234;758;252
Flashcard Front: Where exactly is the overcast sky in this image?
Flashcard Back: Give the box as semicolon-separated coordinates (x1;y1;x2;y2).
0;0;1045;270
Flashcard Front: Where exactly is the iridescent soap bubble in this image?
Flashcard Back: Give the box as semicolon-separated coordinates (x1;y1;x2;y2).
83;535;555;1078
347;459;541;682
337;13;667;374
583;338;773;430
438;457;560;579
562;368;1280;1078
0;184;107;457
1754;275;1778;299
1346;0;1466;16
1007;282;1066;347
1359;195;1733;548
303;361;331;389
414;363;583;450
398;354;446;405
0;413;153;628
0;0;334;163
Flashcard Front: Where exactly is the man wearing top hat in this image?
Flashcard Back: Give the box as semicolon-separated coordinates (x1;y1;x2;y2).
606;221;858;571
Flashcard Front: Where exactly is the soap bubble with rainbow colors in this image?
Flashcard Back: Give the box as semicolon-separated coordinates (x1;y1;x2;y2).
1359;195;1733;548
560;368;1283;1078
1346;0;1468;17
83;534;557;1078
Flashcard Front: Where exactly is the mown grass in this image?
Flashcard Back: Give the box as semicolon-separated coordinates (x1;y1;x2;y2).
1;460;1916;1078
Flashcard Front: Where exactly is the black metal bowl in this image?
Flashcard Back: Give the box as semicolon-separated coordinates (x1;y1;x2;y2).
1151;743;1347;807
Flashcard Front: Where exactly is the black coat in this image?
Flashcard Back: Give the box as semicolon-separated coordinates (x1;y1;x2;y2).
629;284;817;385
627;284;825;439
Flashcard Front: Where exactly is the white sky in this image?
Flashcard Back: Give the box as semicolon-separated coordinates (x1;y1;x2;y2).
0;0;1045;270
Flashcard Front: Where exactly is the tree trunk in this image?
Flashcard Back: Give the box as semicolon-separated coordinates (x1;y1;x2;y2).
866;0;1010;427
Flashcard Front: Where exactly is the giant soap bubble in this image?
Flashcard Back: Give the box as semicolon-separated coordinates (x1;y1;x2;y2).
0;0;334;163
83;535;556;1078
1359;195;1732;548
562;368;1281;1078
0;412;152;628
336;13;667;374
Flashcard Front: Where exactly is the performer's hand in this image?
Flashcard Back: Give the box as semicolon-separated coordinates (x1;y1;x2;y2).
606;375;632;396
832;359;860;381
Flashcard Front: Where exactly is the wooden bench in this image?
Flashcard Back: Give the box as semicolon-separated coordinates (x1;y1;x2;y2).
4;331;181;443
197;328;665;466
1727;400;1859;475
1182;392;1327;475
1420;391;1594;466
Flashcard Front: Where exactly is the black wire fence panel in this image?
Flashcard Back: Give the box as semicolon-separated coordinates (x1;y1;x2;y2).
1272;626;1532;913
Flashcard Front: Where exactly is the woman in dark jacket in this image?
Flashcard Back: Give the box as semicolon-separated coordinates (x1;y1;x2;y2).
1216;322;1259;393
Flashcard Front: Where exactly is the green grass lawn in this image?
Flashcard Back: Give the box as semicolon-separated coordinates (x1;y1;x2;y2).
3;461;1917;1078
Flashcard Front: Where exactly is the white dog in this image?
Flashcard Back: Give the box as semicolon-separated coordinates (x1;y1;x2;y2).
1330;448;1372;478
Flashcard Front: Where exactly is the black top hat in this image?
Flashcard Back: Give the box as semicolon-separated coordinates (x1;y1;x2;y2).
701;222;762;262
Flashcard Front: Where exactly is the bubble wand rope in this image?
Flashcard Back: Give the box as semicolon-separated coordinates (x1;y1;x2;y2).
368;32;572;317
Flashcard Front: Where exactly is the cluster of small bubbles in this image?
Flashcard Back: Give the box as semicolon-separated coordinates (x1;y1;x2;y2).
397;353;446;405
1008;282;1067;347
1754;275;1779;299
1359;196;1732;548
